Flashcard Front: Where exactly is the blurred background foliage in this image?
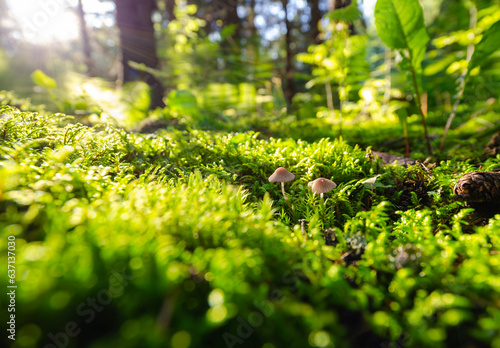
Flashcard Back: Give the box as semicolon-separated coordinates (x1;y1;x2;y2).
0;0;498;157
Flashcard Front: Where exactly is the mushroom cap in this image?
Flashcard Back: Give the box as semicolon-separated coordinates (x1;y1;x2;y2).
268;167;295;183
309;178;337;194
361;174;381;185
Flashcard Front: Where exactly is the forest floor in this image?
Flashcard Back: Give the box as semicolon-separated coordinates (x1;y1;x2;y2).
1;103;500;348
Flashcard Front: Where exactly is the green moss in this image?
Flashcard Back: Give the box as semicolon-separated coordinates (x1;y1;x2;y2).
1;105;499;348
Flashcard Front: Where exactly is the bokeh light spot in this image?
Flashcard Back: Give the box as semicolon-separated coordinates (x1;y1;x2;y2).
172;330;191;348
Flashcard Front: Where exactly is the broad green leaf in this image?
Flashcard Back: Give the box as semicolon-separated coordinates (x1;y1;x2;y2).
468;20;500;73
31;69;57;89
374;0;429;77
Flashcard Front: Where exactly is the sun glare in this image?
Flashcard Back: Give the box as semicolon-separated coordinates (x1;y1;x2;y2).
7;0;80;44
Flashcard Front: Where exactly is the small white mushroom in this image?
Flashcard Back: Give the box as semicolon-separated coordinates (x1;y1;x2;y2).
361;174;382;191
309;178;337;199
269;167;295;208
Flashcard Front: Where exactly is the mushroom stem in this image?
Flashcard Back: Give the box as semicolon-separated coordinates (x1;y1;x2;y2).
319;192;325;212
281;182;291;209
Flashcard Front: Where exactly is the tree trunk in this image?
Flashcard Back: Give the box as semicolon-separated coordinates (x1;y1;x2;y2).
308;0;321;44
165;0;176;20
281;0;296;105
115;0;165;108
77;0;95;76
217;0;241;56
248;0;256;34
222;0;240;40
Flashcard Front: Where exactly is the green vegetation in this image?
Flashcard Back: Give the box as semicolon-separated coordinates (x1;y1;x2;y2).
1;103;499;347
1;0;500;347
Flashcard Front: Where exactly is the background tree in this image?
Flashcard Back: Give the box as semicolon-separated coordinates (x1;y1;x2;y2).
0;0;498;150
76;0;95;76
308;0;322;44
115;0;165;108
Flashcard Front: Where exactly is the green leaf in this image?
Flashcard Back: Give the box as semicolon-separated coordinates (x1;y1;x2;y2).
374;0;429;77
221;24;237;39
468;20;500;73
397;107;408;126
31;70;57;89
326;0;362;22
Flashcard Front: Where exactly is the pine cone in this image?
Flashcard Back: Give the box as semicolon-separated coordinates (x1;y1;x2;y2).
454;171;500;202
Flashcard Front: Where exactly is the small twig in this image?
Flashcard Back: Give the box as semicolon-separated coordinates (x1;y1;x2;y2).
418;161;433;178
299;219;308;240
63;127;70;145
156;289;180;332
341;250;353;260
440;5;477;152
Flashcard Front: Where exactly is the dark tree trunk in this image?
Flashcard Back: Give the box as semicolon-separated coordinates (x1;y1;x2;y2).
77;0;95;76
308;0;321;44
248;0;256;34
223;0;240;40
165;0;176;20
115;0;165;109
216;0;241;55
281;0;296;104
247;0;257;58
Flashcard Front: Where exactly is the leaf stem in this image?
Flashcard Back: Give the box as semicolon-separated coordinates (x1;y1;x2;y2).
407;48;433;156
439;79;467;152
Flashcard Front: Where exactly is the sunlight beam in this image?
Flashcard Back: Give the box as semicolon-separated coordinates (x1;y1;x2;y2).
7;0;80;44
